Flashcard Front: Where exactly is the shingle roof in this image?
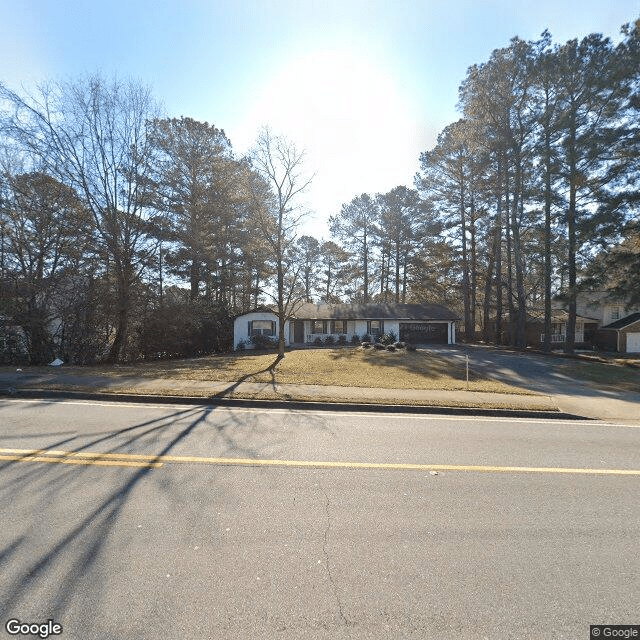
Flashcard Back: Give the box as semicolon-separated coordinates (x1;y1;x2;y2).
526;309;600;323
291;302;459;321
601;312;640;330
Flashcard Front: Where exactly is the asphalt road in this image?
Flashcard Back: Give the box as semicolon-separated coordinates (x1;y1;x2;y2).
0;399;639;639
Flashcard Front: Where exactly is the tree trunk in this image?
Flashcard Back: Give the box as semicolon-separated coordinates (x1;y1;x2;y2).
504;162;515;344
402;249;408;303
565;113;578;354
460;183;471;342
495;155;504;345
543;104;553;352
511;148;527;349
483;215;498;343
277;215;286;357
469;192;477;342
363;227;369;303
395;243;401;303
106;274;129;363
190;259;200;301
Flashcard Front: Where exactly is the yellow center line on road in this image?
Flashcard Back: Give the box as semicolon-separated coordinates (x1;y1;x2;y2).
0;448;639;476
0;448;162;469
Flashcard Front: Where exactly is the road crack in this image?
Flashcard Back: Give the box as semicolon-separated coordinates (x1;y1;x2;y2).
321;486;349;627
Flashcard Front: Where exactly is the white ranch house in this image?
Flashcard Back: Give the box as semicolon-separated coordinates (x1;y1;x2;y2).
234;303;459;350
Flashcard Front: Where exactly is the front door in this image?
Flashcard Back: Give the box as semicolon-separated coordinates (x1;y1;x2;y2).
294;320;305;343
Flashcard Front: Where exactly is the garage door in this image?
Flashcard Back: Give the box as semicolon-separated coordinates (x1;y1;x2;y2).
627;333;640;353
399;322;448;344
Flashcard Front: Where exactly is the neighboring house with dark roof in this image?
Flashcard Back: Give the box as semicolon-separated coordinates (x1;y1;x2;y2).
488;309;599;348
524;309;600;348
596;312;640;353
233;302;459;350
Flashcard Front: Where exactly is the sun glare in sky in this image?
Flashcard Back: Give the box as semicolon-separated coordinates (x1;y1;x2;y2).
1;0;639;239
234;47;423;230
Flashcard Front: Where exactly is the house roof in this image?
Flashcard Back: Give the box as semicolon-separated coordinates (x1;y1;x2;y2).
231;305;274;319
526;309;600;324
291;302;459;321
601;312;640;330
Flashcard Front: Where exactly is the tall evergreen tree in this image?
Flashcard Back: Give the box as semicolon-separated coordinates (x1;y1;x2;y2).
553;33;631;351
329;193;378;302
147;117;238;304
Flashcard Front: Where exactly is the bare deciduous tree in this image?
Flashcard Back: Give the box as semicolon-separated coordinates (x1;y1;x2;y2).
0;74;160;361
249;127;313;359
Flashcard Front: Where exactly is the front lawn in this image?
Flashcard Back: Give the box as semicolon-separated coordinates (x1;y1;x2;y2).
555;356;640;392
60;347;534;394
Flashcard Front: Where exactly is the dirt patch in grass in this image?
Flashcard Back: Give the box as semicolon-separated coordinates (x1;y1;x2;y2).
16;348;536;395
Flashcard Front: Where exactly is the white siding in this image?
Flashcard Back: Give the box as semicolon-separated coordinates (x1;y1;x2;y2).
384;320;400;339
234;312;290;349
236;314;458;347
354;320;368;337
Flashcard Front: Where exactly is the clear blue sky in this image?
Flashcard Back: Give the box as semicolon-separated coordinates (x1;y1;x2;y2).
1;0;639;238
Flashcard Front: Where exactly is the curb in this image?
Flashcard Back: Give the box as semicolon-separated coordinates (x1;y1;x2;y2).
0;387;589;421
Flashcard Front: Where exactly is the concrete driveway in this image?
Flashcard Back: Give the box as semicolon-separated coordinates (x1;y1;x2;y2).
423;344;640;423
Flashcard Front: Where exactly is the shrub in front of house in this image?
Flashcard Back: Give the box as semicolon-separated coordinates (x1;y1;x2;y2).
236;340;246;350
351;334;361;344
323;334;335;346
313;336;323;346
406;343;417;351
250;334;277;350
362;334;372;343
337;334;347;346
380;331;397;345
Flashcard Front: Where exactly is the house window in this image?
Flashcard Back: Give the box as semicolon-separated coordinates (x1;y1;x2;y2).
312;320;327;334
250;320;275;336
367;320;383;335
610;307;621;321
331;320;346;334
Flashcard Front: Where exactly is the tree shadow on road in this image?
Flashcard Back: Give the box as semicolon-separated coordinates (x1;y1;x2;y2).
0;389;332;629
0;405;210;622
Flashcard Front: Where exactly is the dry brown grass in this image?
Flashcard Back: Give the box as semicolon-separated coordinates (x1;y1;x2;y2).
46;347;535;394
555;357;640;392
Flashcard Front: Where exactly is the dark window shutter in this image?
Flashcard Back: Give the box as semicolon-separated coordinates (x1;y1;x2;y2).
248;321;252;335
271;321;276;336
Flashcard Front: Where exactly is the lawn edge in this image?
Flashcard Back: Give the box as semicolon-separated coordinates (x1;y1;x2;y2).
0;386;576;419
